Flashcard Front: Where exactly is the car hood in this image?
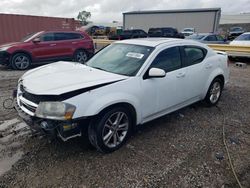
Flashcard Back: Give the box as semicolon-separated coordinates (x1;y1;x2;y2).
0;42;23;48
21;61;128;95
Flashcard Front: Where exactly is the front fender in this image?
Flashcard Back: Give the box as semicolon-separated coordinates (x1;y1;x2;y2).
84;92;142;124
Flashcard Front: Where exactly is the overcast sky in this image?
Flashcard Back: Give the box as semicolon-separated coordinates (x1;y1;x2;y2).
0;0;250;23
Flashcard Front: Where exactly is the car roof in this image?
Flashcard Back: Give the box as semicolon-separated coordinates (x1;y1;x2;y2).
115;38;195;47
196;33;216;36
43;30;83;33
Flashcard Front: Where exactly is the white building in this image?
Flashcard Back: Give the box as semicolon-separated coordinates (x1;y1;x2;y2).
123;8;221;33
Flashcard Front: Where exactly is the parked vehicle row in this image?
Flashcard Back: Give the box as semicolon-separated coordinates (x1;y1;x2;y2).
14;38;229;153
0;31;95;70
108;27;184;40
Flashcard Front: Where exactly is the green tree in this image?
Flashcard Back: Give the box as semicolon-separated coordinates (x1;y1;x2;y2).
77;10;91;25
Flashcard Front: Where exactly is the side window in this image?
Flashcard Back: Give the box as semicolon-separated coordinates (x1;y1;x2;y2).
66;33;83;40
183;46;206;66
55;33;68;41
150;47;182;72
55;33;83;41
204;35;217;41
40;33;55;42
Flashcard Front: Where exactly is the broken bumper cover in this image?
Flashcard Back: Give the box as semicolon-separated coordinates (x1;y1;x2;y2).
14;97;87;141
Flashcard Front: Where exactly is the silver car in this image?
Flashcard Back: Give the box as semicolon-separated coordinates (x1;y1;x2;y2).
187;33;228;44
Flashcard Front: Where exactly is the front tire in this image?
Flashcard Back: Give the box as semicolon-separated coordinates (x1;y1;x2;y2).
204;78;223;106
88;107;132;153
11;53;31;70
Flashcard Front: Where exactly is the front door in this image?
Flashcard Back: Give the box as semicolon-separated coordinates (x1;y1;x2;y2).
31;32;60;61
141;46;187;120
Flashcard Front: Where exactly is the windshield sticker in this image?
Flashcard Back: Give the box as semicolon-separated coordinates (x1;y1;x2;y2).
126;52;144;59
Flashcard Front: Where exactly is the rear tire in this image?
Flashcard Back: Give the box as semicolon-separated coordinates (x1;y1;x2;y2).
74;49;88;64
88;107;132;153
11;53;31;70
204;78;223;106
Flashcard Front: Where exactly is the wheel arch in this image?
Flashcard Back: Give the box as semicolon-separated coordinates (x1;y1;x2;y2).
214;74;225;88
97;102;137;128
11;50;33;61
203;69;225;99
74;48;88;55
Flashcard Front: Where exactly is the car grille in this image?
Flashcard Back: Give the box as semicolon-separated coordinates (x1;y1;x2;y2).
17;84;39;116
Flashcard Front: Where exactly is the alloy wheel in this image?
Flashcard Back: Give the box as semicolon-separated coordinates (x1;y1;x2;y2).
76;51;88;63
102;112;129;148
209;81;221;104
14;55;30;70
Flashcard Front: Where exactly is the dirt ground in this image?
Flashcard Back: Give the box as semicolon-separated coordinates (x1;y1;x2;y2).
0;62;249;188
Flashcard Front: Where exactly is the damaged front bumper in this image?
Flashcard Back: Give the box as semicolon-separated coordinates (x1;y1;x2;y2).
14;95;87;141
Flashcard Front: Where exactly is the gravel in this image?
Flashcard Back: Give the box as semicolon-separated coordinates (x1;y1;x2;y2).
0;62;249;188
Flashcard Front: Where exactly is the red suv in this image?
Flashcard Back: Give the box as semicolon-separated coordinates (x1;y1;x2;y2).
0;31;94;70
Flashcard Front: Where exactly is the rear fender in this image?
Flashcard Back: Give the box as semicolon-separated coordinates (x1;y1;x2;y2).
202;67;225;99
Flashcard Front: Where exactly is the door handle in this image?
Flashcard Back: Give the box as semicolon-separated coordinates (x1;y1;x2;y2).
205;64;212;69
176;72;185;78
50;44;56;47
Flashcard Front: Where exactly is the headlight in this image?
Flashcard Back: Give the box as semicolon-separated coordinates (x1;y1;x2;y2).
0;46;10;51
35;102;76;120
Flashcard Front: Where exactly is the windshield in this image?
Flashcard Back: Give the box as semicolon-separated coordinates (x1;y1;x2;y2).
187;34;206;40
20;32;42;42
235;34;250;41
87;43;154;76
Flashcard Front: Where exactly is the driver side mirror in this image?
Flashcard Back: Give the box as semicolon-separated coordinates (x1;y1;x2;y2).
33;37;41;43
148;68;166;78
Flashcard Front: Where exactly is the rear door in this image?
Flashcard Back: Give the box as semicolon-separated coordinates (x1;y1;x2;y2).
180;45;209;100
54;32;75;58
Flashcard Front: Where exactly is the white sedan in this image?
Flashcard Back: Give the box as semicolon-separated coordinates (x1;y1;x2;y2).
230;32;250;46
15;38;229;153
